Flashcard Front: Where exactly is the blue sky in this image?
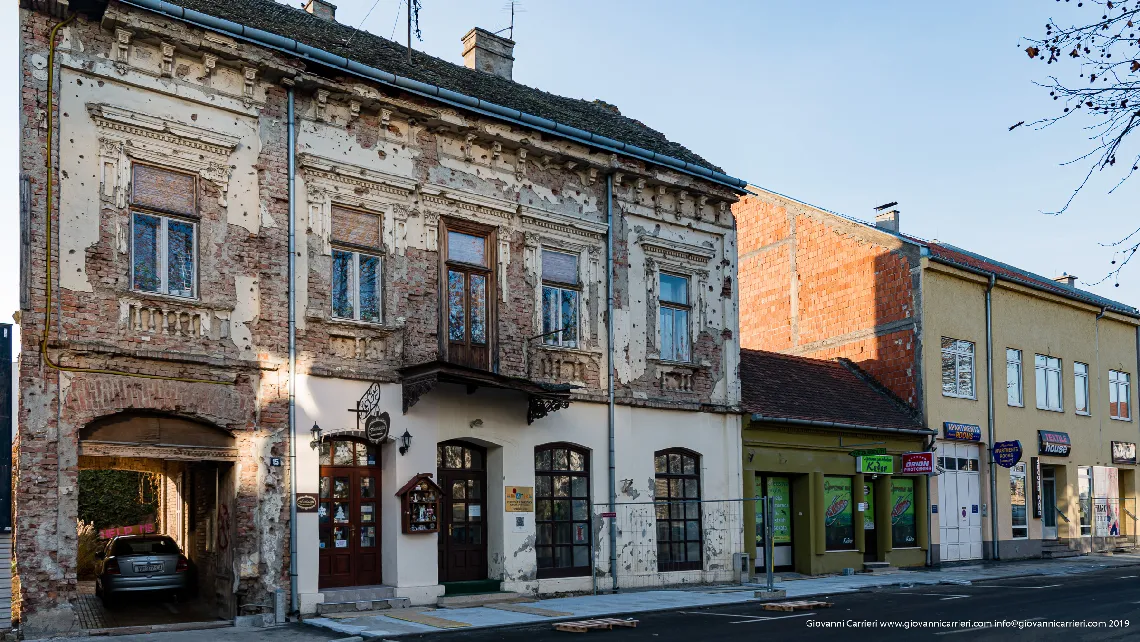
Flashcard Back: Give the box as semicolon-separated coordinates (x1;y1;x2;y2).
4;1;1137;353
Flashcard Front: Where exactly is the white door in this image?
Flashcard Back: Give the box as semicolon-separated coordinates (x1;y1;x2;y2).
938;442;983;561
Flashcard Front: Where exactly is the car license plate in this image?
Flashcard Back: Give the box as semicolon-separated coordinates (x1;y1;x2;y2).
135;564;163;573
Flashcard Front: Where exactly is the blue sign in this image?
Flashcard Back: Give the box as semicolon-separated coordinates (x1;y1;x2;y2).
992;440;1023;468
931;505;938;514
944;422;982;442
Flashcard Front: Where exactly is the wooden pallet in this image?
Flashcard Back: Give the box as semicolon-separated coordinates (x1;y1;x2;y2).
553;618;639;633
762;600;834;612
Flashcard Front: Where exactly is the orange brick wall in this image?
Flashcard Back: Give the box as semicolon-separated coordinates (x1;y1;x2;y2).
735;191;922;406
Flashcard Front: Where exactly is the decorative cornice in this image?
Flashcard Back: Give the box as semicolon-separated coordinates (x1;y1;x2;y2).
87;103;240;157
636;234;716;264
520;207;607;241
298;153;417;196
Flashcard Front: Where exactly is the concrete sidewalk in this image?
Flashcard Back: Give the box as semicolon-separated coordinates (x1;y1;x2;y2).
303;553;1140;639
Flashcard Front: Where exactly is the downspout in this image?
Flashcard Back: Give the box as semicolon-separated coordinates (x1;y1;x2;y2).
985;273;999;561
606;173;618;593
1096;306;1107;460
286;83;299;616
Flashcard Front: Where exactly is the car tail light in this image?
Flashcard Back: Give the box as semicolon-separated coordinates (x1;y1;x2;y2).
176;556;188;573
105;559;120;575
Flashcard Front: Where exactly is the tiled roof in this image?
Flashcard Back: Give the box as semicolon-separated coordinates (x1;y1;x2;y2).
143;0;721;173
926;242;1139;316
740;349;929;434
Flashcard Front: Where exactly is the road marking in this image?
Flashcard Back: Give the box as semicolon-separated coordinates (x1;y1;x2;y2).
970;584;1061;589
677;611;815;624
1119;575;1138;579
902;593;970;600
729;613;815;624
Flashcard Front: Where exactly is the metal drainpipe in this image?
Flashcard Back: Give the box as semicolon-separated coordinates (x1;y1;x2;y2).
985;273;999;561
606;173;618;593
287;83;299;616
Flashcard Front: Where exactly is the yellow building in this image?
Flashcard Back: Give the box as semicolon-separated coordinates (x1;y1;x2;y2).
740;350;933;575
923;244;1139;561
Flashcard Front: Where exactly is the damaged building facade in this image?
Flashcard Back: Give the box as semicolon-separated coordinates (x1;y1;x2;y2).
17;0;745;630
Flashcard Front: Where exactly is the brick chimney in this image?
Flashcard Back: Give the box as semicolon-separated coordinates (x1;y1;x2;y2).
462;28;515;81
1054;273;1078;287
304;0;336;21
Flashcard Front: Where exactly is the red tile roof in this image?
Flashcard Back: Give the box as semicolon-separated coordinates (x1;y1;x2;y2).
740;349;929;434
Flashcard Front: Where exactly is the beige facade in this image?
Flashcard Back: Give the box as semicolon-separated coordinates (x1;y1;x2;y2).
923;261;1140;562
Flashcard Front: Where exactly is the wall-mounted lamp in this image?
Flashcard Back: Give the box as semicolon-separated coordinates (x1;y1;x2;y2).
398;429;413;456
469;419;483;429
309;423;322;450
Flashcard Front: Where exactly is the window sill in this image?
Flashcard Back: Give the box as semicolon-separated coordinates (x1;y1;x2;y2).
1008;403;1024;408
1109;415;1133;422
1076;411;1092;417
942;393;977;401
320;315;401;333
128;289;200;305
648;357;709;370
1035;407;1064;413
536;344;601;357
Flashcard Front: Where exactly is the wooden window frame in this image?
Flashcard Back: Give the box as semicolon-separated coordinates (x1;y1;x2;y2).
330;204;386;325
440;218;497;370
534;442;591;579
541;249;582;349
653;447;702;572
659;272;691;363
129;163;201;300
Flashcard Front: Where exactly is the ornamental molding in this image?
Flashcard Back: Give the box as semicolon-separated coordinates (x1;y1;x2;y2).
636;234;716;265
520;206;607;241
87;103;240;157
419;187;516;224
297;153;417;197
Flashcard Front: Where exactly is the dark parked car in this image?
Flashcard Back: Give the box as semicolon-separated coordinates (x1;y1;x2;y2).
95;535;192;605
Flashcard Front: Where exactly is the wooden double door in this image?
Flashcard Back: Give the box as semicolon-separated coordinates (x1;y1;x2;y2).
437;441;488;583
319;439;382;588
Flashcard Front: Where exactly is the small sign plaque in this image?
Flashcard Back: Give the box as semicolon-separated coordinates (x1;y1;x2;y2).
505;486;534;513
296;493;319;513
992;440;1023;468
857;455;894;474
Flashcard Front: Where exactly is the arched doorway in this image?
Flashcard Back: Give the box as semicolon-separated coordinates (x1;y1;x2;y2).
318;438;381;588
437;440;488;583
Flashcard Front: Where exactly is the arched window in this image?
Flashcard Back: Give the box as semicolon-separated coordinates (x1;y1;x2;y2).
654;448;701;571
534;443;591;578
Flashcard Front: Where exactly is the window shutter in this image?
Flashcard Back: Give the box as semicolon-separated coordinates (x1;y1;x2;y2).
332;206;381;249
131;164;197;216
542;250;579;285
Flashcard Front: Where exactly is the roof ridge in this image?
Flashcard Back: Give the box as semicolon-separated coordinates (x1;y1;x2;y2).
836;358;923;425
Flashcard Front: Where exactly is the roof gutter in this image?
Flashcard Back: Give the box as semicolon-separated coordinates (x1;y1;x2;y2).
117;0;747;192
926;253;1140;319
748;413;934;437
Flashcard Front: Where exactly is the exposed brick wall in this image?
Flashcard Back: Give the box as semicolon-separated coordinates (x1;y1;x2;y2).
735;191;922;407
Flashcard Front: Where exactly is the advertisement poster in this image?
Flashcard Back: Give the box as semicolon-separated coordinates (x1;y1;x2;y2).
890;478;916;547
823;477;854;549
767;477;792;544
863;484;875;530
1094;466;1121;537
754;476;792;547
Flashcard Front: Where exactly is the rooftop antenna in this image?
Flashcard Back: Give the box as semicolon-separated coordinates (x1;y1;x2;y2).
406;0;423;64
495;1;524;40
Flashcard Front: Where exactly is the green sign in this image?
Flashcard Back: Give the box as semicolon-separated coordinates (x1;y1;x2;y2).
890;478;916;547
849;448;887;458
823;476;854;550
754;476;792;547
857;455;894;474
863;483;875;530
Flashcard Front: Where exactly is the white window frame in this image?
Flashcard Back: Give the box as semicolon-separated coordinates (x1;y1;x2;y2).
1078;465;1093;537
331;247;382;323
1006;348;1023;407
1074;362;1090;416
1035;354;1063;412
940;337;976;399
1109;370;1131;421
131;212;198;299
1010;462;1028;540
540;249;581;349
659;272;691;363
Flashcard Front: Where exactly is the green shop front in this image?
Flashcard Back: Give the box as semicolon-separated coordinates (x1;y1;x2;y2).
743;419;934;575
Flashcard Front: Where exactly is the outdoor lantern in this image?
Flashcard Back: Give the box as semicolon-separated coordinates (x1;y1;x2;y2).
398;429;413;456
309;423;322;450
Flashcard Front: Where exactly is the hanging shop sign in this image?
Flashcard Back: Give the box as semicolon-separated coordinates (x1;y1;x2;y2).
505;486;534;512
1111;441;1137;465
992;440;1023;468
349;382;390;445
857;455;894;474
1030;457;1043;519
943;422;982;442
1038;430;1072;457
848;448;887;458
99;523;156;539
296;493;319;513
900;452;935;474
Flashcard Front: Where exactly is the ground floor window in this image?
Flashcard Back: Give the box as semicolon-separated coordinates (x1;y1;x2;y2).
890;478;917;547
654;449;702;571
823;476;854;550
1078;466;1093;536
534;443;591;578
1010;462;1028;539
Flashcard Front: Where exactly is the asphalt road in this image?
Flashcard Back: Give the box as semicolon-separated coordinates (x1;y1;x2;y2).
396;566;1140;642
